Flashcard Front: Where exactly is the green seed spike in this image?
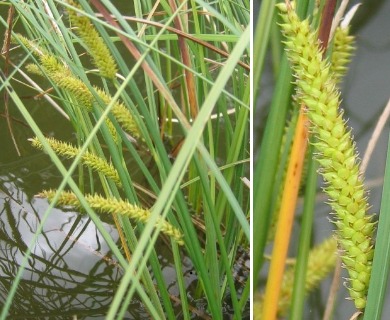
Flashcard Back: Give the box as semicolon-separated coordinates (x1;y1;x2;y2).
66;0;118;79
267;13;354;244
330;26;356;85
94;88;141;140
36;189;184;246
29;136;122;187
49;70;94;110
277;2;375;309
15;34;94;110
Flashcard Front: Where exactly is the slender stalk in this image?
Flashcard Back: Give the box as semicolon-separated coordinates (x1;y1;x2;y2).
363;131;390;319
261;110;309;320
289;145;318;320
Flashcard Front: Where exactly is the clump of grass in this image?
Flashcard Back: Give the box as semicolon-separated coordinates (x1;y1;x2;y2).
0;1;249;319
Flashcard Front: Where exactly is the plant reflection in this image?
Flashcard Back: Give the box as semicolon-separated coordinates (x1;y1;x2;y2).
0;178;128;318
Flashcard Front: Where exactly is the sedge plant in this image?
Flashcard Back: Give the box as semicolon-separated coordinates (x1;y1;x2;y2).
0;0;249;319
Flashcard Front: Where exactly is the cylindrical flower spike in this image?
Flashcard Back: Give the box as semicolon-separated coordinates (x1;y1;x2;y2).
14;34;94;110
66;0;118;79
277;2;375;309
330;26;356;85
94;88;141;140
36;189;184;246
268;25;353;242
30;137;122;187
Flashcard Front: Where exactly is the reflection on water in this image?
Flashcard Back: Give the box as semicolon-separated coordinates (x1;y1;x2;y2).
0;163;238;319
0;177;249;319
0;177;126;319
0;97;249;318
0;179;243;319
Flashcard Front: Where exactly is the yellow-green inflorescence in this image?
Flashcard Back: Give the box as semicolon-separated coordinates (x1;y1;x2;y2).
30;137;122;187
277;2;376;309
330;26;356;85
66;0;118;79
15;34;94;110
15;34;140;140
37;189;184;246
95;88;141;140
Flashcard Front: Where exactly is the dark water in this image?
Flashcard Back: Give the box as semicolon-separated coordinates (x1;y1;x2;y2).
0;2;129;318
255;0;390;319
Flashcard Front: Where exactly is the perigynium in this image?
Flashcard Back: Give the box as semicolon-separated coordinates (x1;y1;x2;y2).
277;1;376;309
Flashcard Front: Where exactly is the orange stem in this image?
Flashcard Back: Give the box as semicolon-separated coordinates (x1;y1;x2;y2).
261;108;309;319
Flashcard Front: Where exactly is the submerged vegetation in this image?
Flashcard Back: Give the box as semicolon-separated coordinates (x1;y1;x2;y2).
0;0;249;319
